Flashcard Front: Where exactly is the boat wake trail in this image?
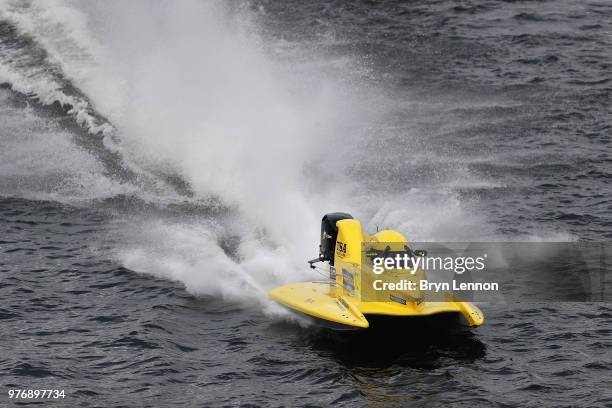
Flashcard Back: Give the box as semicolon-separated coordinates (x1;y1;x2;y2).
0;0;494;313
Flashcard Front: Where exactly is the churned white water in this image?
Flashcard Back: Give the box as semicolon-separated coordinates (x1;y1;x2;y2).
0;0;509;311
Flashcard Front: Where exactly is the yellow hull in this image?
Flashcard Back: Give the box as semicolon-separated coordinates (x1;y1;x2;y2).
269;214;485;330
269;281;484;330
269;282;369;329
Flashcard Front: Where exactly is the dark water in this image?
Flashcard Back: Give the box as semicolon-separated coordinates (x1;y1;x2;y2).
1;1;611;407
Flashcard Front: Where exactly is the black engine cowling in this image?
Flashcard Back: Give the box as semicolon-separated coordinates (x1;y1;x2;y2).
319;212;353;265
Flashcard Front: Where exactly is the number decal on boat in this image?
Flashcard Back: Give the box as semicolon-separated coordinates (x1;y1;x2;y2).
336;241;347;256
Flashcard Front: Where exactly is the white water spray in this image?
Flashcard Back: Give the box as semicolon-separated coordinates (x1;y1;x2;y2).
0;0;495;313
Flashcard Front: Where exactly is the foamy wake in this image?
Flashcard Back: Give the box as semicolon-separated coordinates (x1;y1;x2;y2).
0;0;119;138
0;0;562;319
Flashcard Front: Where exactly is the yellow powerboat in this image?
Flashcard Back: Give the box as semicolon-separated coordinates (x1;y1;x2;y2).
269;213;484;330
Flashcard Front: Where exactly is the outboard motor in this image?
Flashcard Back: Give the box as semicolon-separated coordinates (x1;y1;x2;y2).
319;212;353;265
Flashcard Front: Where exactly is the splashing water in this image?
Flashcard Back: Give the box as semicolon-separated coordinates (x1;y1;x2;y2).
0;0;498;313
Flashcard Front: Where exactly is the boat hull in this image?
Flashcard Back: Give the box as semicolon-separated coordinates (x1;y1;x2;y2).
269;281;484;330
